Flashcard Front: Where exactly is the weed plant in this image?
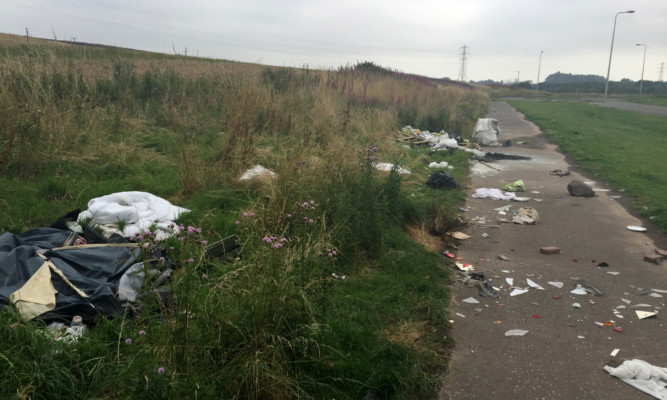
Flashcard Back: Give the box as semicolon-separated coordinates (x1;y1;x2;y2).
0;34;488;399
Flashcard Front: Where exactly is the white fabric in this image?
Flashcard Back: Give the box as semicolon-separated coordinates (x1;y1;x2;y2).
239;165;276;181
471;188;516;201
374;163;411;175
78;191;189;240
604;359;667;399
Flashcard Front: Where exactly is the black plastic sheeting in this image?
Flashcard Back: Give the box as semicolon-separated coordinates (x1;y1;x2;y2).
0;228;139;322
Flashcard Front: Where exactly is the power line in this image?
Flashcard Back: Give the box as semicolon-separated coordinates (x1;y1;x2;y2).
458;45;468;82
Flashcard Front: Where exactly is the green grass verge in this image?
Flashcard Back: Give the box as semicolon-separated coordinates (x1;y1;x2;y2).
507;99;667;231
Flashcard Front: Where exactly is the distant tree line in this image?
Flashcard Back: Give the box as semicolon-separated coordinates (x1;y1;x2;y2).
474;71;667;95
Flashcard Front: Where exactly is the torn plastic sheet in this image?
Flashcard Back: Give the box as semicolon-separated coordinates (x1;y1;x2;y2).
526;278;544;290
510;288;529;296
571;285;588;295
462;297;480;304
604;359;667;400
455;262;474;272
505;329;529;336
636;310;658;319
478;282;500;298
506;278;514;285
548;281;564;289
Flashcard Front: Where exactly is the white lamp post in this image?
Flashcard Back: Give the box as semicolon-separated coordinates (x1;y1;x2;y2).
603;10;635;103
636;43;646;98
536;50;544;95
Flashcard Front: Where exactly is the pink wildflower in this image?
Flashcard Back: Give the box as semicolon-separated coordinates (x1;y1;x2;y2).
125;338;132;344
157;367;165;374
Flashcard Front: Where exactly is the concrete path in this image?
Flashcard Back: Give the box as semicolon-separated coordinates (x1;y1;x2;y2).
588;98;667;117
439;101;666;400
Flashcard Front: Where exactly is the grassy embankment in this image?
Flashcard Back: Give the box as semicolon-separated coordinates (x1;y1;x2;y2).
0;34;489;399
507;100;667;232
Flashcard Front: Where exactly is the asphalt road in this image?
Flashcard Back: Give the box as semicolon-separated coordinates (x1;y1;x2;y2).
438;101;666;400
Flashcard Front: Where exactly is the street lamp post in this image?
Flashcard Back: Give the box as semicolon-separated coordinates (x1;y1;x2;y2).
536;50;544;94
636;43;647;98
603;10;635;103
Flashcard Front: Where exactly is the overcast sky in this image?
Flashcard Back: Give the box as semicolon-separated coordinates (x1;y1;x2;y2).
2;0;666;83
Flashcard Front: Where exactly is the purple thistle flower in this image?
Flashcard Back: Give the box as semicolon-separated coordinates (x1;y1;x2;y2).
125;338;132;344
187;226;195;234
250;212;255;217
187;258;194;263
179;225;185;231
138;235;144;241
142;243;149;249
145;230;152;236
263;236;271;243
202;240;208;245
196;227;202;233
273;243;282;249
157;367;165;374
139;330;146;336
134;232;140;237
287;213;292;218
235;220;240;225
243;212;249;217
159;256;165;263
308;219;314;224
169;247;174;252
201;274;208;279
280;238;287;243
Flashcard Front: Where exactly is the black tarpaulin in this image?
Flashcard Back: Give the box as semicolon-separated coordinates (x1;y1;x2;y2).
0;228;139;321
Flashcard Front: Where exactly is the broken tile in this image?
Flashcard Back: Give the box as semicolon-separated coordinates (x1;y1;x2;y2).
505;329;529;336
510;288;529;296
462;297;480;304
547;281;564;288
527;278;544;290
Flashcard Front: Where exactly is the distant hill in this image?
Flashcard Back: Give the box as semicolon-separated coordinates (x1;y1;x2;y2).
544;72;605;84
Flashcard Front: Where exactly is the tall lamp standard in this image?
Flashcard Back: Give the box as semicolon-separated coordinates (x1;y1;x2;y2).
536;50;544;94
604;10;635;103
636;43;647;98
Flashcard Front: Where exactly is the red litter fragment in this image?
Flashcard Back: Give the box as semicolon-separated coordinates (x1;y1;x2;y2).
444;251;455;258
531;315;541;319
553;296;561;299
613;326;623;333
573;259;578;263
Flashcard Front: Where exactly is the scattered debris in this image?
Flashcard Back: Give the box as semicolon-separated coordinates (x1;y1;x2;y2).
613;326;623;333
498;255;510;261
526;278;544;290
513;207;539;225
567;180;595;198
510;288;529;296
643;254;663;265
425;170;456;188
239;165;277;181
451;232;471;240
572;303;582;308
472;118;501;146
512;197;531;202
607;271;620;275
471;188;516;201
655;248;667;259
505;329;529;336
428;161;452;169
505;278;514;285
455;262;474;272
548;281;564;289
627;225;648;232
462;297;480;304
375;162;411;175
481;232;490;238
635;311;658;319
571;285;588;295
503;180;526;192
456;313;466;318
549;169;570;177
540;246;561;254
604;359;667;399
